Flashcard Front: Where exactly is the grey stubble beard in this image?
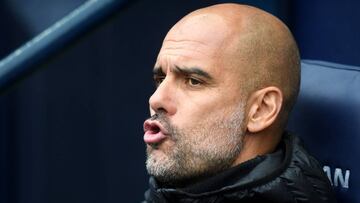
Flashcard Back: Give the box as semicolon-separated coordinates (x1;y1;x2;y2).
146;104;245;187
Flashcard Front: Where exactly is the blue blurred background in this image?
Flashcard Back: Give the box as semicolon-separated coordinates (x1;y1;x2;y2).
0;0;359;202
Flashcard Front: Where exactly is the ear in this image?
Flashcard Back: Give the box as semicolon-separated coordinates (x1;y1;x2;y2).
247;87;283;133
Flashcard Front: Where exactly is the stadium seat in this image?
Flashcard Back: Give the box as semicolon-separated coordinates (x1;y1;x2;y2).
287;60;360;203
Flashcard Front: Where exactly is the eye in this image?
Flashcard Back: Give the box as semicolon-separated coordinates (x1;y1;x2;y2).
187;78;202;86
154;76;165;87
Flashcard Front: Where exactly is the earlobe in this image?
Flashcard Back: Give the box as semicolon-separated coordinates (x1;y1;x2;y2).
247;87;283;133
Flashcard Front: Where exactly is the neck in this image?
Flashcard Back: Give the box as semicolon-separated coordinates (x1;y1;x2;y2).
232;130;281;166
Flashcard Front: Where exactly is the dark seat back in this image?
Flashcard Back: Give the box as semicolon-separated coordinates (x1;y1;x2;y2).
287;60;360;202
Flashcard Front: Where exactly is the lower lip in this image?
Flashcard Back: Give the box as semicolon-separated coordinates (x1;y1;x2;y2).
143;131;167;144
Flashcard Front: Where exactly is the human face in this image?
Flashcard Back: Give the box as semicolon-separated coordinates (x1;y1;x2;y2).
144;14;246;185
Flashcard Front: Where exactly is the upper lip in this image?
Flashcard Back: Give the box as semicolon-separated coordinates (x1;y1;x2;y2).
143;119;169;135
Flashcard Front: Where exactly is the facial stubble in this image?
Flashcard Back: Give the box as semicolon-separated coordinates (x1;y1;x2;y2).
146;104;245;187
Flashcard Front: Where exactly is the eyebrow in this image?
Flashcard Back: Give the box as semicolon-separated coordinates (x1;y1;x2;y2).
153;66;213;80
174;66;213;80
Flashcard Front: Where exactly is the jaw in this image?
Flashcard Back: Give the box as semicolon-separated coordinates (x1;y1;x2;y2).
146;138;176;158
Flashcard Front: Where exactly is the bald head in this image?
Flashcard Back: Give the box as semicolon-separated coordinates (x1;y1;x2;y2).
147;4;301;182
163;3;300;125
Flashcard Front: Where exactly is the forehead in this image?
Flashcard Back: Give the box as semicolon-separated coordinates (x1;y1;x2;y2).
155;14;234;72
166;14;230;49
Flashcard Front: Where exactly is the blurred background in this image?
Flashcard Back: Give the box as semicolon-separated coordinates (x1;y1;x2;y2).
0;0;359;202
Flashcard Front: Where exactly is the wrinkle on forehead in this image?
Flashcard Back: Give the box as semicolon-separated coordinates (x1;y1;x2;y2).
163;13;233;54
159;41;213;61
164;39;208;46
155;13;245;79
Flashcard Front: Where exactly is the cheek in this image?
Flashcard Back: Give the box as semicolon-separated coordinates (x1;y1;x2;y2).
170;82;243;127
172;102;216;129
175;103;236;133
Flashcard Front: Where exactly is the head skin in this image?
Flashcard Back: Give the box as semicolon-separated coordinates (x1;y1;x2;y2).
145;3;300;187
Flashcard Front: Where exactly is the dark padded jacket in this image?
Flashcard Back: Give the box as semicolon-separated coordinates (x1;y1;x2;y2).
143;133;337;203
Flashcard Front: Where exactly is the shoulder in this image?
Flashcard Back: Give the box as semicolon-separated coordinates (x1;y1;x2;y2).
252;133;337;203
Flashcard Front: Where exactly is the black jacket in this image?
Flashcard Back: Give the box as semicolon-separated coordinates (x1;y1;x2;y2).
143;133;337;203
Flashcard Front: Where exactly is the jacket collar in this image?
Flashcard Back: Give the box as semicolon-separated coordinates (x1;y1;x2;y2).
147;133;294;198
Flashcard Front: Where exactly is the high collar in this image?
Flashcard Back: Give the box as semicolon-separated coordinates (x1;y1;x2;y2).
148;133;292;197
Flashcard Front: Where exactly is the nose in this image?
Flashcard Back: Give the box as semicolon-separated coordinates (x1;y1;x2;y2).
149;79;177;116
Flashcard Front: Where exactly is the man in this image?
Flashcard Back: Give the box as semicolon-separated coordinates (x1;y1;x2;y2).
142;3;336;203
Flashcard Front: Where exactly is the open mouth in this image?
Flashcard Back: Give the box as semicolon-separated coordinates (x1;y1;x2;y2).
144;122;161;134
143;120;168;144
